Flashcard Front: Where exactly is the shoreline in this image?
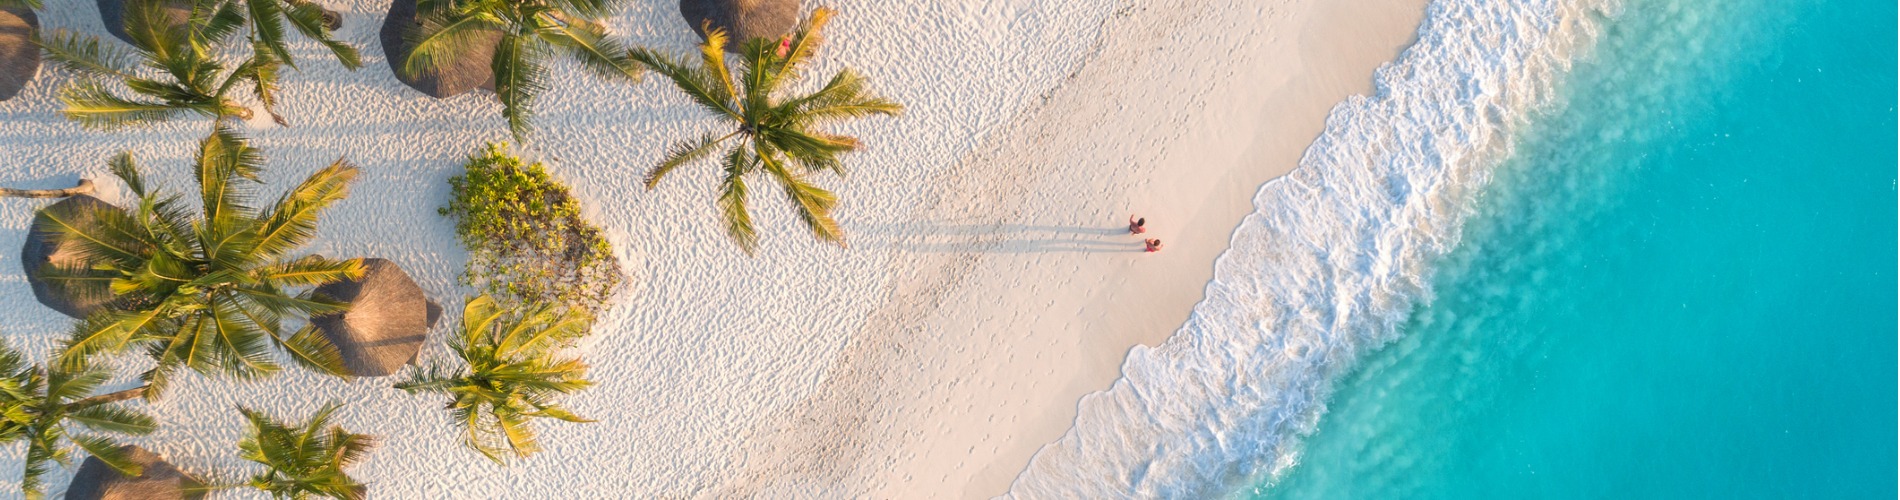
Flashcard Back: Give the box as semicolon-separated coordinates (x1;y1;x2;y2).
710;0;1428;496
0;0;1427;496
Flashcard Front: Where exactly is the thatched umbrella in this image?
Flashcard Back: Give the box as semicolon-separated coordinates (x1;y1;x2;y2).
0;6;38;101
23;195;126;319
312;258;441;377
64;446;205;500
679;0;799;52
381;0;499;98
100;0;339;46
96;0;192;45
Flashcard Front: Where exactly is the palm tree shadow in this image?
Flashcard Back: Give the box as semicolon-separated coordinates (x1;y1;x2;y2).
855;221;1142;254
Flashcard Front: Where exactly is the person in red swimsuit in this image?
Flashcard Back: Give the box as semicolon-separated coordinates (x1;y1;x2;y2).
1144;239;1163;253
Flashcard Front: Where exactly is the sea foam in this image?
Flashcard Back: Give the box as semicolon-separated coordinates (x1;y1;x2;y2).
1004;0;1613;497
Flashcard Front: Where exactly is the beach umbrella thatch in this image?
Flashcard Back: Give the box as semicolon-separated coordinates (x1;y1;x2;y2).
98;0;342;46
63;445;206;500
95;0;191;45
679;0;799;52
381;0;499;98
0;6;38;101
22;195;127;319
312;258;440;377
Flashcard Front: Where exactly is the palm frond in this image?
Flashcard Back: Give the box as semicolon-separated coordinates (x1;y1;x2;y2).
760;127;856;174
783;69;904;125
207;296;284;378
232;287;348;317
531;13;639;82
33;263;115;318
21;434;55;499
246;0;297;70
272;324;348;377
33;30;137;80
109;152;147;196
716;146;758;254
493;306;590;360
402;11;505;78
646;132;735;189
737;36;779;109
198;2;248;44
58;310;162;371
45;367;109;403
281;0;361;69
57;81;181;130
629;46;739;117
771;7;834;82
254;255;362;288
254;160;358;259
547;0;607;19
696;27;737;107
66;406;157;435
70;434;142;476
31;191;152;266
758;151;844;246
392;364;460;394
461;295;505;345
492;34;549;143
122;0;182;57
194;126;264;232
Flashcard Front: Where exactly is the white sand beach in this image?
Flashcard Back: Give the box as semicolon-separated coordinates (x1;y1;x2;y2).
0;0;1423;497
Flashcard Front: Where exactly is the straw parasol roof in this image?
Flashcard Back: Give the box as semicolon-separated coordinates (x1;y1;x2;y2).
679;0;799;52
96;0;192;46
381;0;499;98
64;446;205;500
312;258;440;377
0;6;38;101
23;195;126;319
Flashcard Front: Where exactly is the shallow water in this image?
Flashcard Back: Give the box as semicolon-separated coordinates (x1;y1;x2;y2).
1252;0;1897;497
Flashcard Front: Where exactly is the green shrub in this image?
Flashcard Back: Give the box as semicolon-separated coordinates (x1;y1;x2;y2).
440;143;623;315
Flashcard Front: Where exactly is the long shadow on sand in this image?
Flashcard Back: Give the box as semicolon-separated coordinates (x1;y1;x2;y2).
854;222;1142;254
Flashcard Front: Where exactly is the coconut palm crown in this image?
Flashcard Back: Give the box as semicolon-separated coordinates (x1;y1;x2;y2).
0;341;157;500
34;0;313;128
36;127;364;398
394;295;592;463
401;0;645;143
629;8;901;254
237;402;374;500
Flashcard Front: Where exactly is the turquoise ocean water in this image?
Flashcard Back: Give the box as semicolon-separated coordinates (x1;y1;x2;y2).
1252;0;1896;497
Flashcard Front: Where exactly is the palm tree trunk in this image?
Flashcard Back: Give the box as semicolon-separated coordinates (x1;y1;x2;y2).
0;178;93;199
69;385;147;409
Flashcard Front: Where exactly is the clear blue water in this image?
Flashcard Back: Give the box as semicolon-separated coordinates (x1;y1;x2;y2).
1250;0;1897;497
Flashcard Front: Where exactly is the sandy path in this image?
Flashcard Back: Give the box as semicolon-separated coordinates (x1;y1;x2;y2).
710;0;1429;497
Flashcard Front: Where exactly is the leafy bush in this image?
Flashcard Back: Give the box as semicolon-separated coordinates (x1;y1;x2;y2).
440;143;623;315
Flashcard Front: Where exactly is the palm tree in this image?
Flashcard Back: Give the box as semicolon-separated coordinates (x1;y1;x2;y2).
237;402;374;500
629;8;901;254
37;126;364;398
400;0;644;143
36;0;296;128
0;341;157;500
394;295;592;463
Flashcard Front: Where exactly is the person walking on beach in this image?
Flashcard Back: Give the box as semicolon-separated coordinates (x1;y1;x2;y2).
1129;215;1147;234
1145;239;1163;253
